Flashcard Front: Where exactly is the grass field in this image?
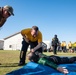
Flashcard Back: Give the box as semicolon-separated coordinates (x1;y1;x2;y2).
0;50;76;75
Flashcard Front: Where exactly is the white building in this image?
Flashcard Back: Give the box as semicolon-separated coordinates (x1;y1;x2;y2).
4;32;22;50
43;41;51;49
3;32;51;50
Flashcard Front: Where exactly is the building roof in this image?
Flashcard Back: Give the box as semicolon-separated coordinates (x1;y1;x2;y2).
4;32;20;40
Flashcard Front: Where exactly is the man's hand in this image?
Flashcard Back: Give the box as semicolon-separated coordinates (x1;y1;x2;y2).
30;49;34;52
57;67;69;74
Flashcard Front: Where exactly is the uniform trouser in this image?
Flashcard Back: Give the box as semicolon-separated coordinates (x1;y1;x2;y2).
19;39;42;63
63;46;67;52
47;55;76;65
53;45;57;54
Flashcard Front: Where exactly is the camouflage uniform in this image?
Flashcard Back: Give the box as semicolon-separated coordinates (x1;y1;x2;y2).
0;7;6;27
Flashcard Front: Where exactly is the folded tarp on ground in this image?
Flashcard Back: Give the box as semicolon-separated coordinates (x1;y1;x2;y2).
6;62;76;75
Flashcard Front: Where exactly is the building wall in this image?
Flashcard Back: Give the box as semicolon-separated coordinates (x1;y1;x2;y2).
43;41;51;49
4;34;23;50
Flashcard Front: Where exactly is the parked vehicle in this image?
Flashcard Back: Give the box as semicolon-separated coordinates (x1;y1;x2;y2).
42;42;47;52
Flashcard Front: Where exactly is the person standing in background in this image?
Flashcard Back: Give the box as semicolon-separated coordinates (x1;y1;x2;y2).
63;41;67;53
68;41;73;53
51;35;59;55
61;41;64;52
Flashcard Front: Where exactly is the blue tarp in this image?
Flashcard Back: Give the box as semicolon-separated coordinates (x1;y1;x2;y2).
6;62;76;75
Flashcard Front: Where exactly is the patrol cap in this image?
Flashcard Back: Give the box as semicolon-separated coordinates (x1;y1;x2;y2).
3;5;14;16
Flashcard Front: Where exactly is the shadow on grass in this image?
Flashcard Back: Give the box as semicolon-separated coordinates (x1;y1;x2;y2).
0;63;27;67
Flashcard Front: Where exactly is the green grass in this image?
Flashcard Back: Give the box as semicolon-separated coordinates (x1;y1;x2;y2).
0;50;76;75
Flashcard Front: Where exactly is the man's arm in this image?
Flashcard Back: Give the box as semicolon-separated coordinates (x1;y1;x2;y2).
38;57;58;69
31;31;42;52
0;18;6;27
34;42;42;51
31;42;42;52
38;57;69;74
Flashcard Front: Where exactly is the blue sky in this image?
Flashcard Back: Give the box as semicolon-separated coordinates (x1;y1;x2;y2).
0;0;76;43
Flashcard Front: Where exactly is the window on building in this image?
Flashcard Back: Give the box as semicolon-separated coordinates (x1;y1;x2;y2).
9;45;12;48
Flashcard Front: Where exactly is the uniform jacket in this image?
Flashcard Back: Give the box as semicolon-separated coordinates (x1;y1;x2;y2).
0;7;6;27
